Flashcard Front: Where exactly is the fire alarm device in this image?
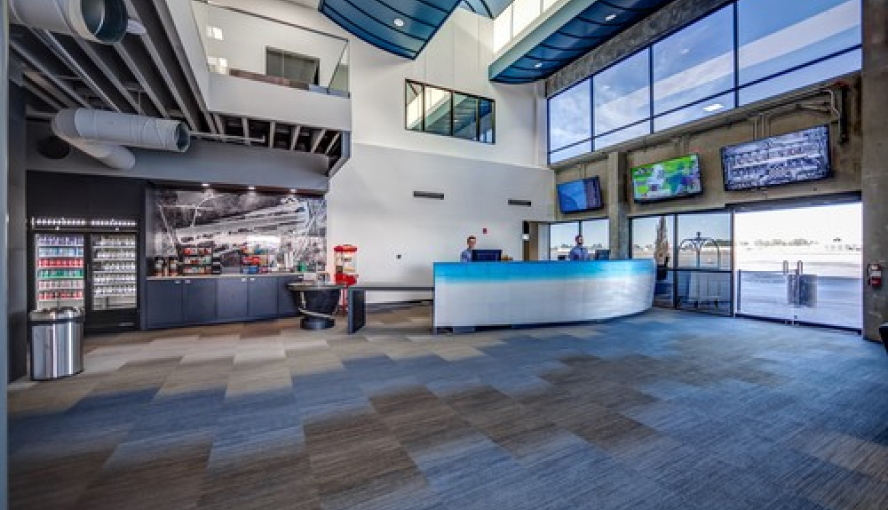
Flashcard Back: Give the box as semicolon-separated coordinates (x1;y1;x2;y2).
867;263;882;289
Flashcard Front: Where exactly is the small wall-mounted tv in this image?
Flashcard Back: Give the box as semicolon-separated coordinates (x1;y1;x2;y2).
556;176;602;214
631;154;702;203
722;125;831;191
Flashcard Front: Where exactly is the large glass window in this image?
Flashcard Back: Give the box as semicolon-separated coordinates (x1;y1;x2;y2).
581;219;610;252
738;0;860;85
549;80;591;153
652;6;734;115
546;0;862;164
676;212;732;271
593;51;651;137
405;81;494;144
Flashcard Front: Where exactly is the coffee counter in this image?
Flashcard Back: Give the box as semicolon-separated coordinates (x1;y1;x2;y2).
144;273;308;329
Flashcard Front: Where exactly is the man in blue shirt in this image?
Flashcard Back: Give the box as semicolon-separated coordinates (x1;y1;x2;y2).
460;235;477;262
569;235;589;261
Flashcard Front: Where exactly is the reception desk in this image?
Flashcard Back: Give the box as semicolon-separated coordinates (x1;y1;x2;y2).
433;259;655;331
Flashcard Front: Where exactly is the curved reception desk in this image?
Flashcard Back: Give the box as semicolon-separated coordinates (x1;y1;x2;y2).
433;259;656;331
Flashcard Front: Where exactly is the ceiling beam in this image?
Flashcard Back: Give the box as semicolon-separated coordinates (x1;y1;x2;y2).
310;129;327;153
124;0;202;131
150;0;219;134
114;36;169;118
73;38;143;114
242;118;251;146
11;39;88;107
268;121;276;148
213;114;225;135
324;132;341;155
33;30;123;112
23;77;67;110
289;125;302;151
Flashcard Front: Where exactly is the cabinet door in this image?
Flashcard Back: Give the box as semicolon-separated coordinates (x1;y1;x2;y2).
247;277;278;318
277;277;301;316
146;280;184;327
218;278;249;321
183;279;217;323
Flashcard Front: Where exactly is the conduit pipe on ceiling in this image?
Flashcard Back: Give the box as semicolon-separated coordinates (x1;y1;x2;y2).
52;109;191;170
9;0;129;44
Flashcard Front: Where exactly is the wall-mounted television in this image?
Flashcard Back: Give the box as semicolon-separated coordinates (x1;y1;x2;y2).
556;176;602;214
721;125;831;191
631;154;703;203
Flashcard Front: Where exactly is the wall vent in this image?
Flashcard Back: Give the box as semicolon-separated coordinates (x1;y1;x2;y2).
413;191;444;200
508;199;532;207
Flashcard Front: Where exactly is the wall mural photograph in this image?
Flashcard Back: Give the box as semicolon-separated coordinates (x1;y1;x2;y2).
150;188;327;275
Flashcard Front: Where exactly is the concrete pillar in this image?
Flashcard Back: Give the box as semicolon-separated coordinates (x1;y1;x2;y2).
861;0;888;343
607;151;629;259
8;61;26;380
1;1;10;507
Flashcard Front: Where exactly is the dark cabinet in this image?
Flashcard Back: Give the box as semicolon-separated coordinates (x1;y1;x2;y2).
146;280;184;326
217;277;249;320
247;277;278;318
183;279;217;323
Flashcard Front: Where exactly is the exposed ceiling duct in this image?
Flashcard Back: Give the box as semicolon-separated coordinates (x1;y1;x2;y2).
52;108;191;170
9;0;129;44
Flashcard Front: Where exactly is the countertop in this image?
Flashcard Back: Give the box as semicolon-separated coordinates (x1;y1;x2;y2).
147;272;310;281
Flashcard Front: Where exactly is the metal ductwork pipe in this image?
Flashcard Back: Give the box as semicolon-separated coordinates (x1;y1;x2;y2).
10;0;129;44
52;109;191;170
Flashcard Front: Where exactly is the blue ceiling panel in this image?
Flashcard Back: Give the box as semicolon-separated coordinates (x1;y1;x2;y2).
321;0;462;59
490;0;679;84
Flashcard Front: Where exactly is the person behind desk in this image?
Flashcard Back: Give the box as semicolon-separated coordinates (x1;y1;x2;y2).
460;235;477;262
569;235;589;261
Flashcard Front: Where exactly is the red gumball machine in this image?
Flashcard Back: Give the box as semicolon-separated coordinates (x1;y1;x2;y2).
334;245;358;310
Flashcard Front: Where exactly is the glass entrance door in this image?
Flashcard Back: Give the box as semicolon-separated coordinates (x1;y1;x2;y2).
734;203;862;330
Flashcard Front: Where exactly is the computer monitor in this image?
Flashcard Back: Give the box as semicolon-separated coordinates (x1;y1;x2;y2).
471;249;502;262
594;249;610;260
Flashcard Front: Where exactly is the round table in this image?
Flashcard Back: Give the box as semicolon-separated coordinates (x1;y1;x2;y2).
287;283;345;330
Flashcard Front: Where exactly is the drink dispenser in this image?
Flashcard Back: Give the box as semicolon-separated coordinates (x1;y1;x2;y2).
334;245;358;286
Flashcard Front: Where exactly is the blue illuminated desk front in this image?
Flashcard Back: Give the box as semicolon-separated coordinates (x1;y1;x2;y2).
433;260;655;330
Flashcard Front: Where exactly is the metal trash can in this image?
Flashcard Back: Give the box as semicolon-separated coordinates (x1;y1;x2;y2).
28;307;84;380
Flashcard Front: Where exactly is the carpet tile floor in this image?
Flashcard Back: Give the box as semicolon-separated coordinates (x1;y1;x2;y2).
8;305;888;510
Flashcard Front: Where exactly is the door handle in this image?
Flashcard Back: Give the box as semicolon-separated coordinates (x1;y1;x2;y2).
796;260;804;275
782;260;789;275
185;280;191;284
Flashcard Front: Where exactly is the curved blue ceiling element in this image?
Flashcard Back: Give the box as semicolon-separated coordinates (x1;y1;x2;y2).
490;0;679;84
459;1;514;18
320;0;463;59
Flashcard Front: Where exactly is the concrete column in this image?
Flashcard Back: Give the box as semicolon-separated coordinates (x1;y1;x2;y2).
607;151;629;259
861;0;888;343
8;61;26;381
1;0;10;507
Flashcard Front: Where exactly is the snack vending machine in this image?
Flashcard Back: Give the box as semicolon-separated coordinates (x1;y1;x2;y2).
31;217;140;332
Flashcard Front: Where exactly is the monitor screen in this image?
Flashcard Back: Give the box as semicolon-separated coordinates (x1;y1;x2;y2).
556;176;602;214
471;249;502;262
594;249;610;260
631;154;702;203
722;125;831;191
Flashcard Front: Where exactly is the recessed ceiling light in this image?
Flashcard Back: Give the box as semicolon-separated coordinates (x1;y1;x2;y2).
534;62;543;68
605;14;617;21
703;103;724;112
248;186;256;191
680;48;690;55
289;188;297;194
201;183;210;187
393;18;405;27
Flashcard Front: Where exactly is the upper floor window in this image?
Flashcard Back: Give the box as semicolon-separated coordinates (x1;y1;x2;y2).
405;80;495;144
547;0;862;164
266;47;319;85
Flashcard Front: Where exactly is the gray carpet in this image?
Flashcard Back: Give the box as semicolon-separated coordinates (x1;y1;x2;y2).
9;306;888;510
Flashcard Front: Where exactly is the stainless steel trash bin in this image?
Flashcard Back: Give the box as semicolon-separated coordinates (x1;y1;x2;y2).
28;307;84;380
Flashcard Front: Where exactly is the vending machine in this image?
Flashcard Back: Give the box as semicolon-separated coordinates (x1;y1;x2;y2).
31;217;140;333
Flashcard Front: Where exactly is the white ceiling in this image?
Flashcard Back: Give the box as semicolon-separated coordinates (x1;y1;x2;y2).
282;0;321;9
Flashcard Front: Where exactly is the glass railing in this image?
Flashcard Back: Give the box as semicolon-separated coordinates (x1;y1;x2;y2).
190;0;349;96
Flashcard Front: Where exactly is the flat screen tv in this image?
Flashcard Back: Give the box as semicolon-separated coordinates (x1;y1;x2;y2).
721;125;831;191
556;176;602;214
631;154;702;203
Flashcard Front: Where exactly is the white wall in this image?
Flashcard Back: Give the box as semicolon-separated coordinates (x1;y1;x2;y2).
327;143;553;301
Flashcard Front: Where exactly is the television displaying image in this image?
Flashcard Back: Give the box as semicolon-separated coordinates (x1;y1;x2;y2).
631;154;703;203
556;176;602;214
722;125;831;191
